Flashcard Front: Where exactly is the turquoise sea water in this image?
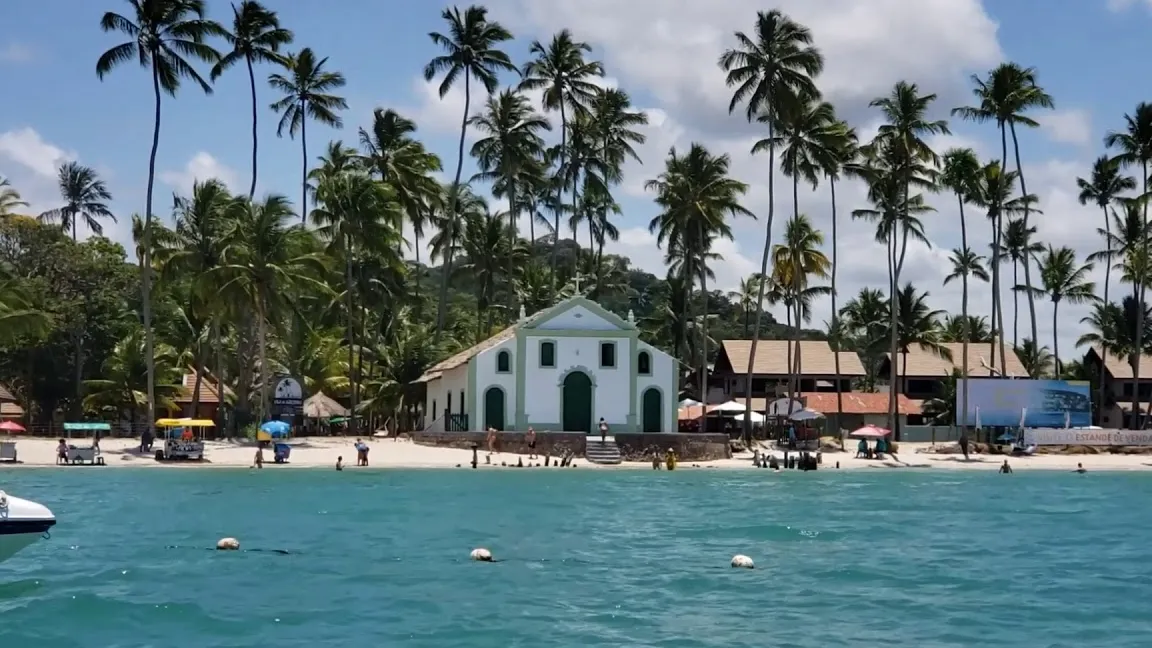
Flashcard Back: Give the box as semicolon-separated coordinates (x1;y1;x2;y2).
2;468;1151;647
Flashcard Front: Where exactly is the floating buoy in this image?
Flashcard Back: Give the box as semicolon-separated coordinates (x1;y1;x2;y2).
216;537;240;551
470;547;493;562
731;554;754;569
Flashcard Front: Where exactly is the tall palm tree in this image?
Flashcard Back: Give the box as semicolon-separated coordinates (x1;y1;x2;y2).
469;89;551;297
0;176;28;219
424;5;517;337
718;9;822;434
268;47;348;220
728;274;766;338
891;283;951;393
771;214;831;401
1079;156;1136;420
954;62;1054;350
1028;246;1097;378
210;0;293;199
646;144;752;403
39;162;116;240
999;218;1044;347
940;147;980;427
96;0;223;439
1105;103;1152;425
823;120;857;428
519;29;604;282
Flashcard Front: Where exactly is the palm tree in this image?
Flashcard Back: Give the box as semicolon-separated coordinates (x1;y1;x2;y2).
0;176;28;219
96;0;223;440
39;162;116;240
822;119;857;433
646;144;752;404
940;147;980;428
1079;157;1136;419
942;315;992;343
519;29;604;281
1026;246;1096;378
728;274;766;338
268;47;348;220
424;5;517;337
82;329;182;423
718;9;822;434
891;283;951;394
953;63;1054;350
210;0;293;199
771;214;831;401
469;89;551;297
998;218;1044;347
0;267;50;346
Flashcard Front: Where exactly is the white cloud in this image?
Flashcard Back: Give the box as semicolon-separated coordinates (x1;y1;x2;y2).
0;127;75;177
0;42;32;63
159;152;241;196
1039;109;1093;146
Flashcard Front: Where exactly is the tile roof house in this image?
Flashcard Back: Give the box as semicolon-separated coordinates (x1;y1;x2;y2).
880;341;1028;400
710;340;865;402
0;382;22;420
176;369;233;419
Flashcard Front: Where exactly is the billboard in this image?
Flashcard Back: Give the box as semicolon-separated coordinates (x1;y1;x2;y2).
957;379;1091;427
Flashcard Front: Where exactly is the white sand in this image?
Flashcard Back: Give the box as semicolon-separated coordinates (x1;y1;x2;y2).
2;436;1150;472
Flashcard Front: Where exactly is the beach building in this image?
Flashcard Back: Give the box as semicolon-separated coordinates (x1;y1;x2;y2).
417;296;677;433
0;382;22;421
1082;346;1152;428
709;340;866;404
879;341;1027;401
175;369;232;420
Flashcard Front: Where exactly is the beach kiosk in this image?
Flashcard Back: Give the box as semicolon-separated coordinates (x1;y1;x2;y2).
154;418;213;461
257;420;292;463
61;422;110;465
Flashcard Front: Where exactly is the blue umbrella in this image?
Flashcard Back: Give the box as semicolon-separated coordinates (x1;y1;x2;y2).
260;420;291;438
996;432;1016;443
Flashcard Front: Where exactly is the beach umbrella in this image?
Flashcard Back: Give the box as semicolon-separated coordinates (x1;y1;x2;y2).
711;401;747;412
303;392;349;419
0;420;25;433
849;424;891;439
259;420;291;438
789;408;824;422
678;398;701;407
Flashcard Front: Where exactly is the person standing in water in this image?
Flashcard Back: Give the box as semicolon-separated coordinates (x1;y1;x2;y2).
336;456;343;471
999;460;1012;474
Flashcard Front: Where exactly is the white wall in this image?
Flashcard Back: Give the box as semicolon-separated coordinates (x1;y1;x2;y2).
474;339;518;430
635;342;677;432
425;364;467;425
524;335;632;428
534;305;619;331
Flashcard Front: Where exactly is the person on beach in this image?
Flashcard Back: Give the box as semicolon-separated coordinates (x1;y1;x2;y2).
336;456;343;471
999;460;1012;474
599;418;609;443
357;439;370;466
526;427;537;459
486;427;497;456
252;445;264;469
56;439;69;464
1075;463;1086;474
959;433;970;461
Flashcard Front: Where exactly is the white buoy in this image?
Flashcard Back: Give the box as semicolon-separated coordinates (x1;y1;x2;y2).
216;537;240;551
731;554;754;569
470;547;493;562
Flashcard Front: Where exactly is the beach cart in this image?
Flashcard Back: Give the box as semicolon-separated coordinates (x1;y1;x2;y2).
154;418;213;461
61;422;110;465
257;420;292;464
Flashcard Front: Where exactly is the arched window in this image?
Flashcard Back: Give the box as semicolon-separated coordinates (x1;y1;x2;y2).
540;341;556;368
638;351;651;375
496;350;511;373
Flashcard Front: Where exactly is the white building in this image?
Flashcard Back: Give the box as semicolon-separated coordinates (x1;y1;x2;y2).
418;297;677;433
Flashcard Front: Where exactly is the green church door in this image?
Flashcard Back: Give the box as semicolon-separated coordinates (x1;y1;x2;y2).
484;387;505;431
562;371;593;433
642;388;662;432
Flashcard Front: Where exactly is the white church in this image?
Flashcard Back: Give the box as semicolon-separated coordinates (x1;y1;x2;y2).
418;297;677;434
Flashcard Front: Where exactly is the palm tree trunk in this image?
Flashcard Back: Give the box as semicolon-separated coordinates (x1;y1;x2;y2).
436;74;470;338
191;359;204;421
958;192;970;432
1138;160;1149;428
300;98;308;224
413;229;423;314
1009;123;1040;354
142;59;162;443
257;300;269;421
744;120;776;442
246;55;259;200
1052;300;1060;379
888;224;899;439
73;329;83;419
989;218;999;374
213;318;225;434
507;178;518;313
1099;205;1111;425
997;123;1010;375
699;263;708;410
831;176;844;448
345;248;357;435
1012;262;1019;347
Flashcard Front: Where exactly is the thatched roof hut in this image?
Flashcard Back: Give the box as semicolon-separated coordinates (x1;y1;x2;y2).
303;392;349;419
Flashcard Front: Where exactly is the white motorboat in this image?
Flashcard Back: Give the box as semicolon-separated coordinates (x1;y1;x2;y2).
0;490;56;563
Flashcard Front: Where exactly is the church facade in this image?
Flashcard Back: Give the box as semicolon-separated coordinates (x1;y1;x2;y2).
419;297;677;434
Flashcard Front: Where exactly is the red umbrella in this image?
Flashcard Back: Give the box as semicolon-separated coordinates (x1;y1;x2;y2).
849;424;891;439
0;420;26;433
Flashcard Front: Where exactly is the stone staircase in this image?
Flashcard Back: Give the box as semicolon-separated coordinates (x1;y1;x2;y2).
584;437;622;465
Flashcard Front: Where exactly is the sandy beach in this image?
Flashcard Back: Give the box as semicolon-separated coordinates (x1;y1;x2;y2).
2;435;1151;472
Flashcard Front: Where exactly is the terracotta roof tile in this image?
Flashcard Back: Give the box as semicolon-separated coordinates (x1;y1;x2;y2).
718;340;866;376
801;391;922;415
177;369;232;404
885;341;1027;378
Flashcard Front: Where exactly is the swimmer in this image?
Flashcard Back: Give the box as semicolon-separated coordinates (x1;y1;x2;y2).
336;456;343;471
1075;463;1086;474
999;460;1013;474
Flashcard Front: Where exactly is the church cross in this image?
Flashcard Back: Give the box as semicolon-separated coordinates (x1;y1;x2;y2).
572;272;584;293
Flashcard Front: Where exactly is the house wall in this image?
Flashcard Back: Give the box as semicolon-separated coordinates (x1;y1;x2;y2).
635;341;677;433
534;305;620;331
520;333;634;429
424;365;468;426
473;338;518;431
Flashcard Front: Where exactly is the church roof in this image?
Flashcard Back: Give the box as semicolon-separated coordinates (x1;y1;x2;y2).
415;296;634;383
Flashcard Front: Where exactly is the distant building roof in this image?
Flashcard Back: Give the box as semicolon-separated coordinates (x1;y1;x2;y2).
0;382;14;401
715;340;866;377
801;391;922;415
0;401;23;418
176;369;233;404
882;341;1027;378
1085;346;1152;380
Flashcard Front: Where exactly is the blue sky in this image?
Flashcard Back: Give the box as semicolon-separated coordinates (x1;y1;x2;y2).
1;0;1150;357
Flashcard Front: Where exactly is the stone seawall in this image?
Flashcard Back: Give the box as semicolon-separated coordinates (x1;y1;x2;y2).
411;431;587;457
613;433;732;462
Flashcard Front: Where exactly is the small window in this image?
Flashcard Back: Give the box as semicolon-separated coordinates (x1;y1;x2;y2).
496;350;511;373
447;393;452;416
600;342;616;368
638;351;651;375
540;341;556;368
459;390;465;414
433;400;438;420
